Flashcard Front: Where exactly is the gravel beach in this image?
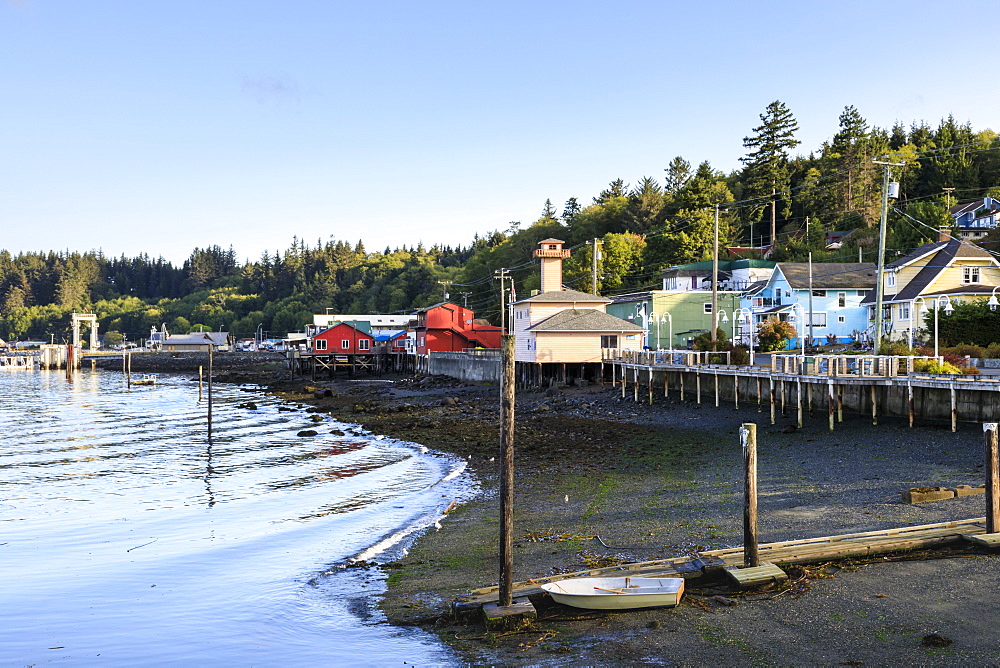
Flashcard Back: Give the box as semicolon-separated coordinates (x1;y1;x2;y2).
273;374;1000;666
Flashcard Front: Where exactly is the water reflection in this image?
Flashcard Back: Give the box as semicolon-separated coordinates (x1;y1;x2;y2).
0;370;466;665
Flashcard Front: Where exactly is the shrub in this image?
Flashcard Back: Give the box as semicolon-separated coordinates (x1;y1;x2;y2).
879;340;917;356
756;319;797;352
946;344;986;359
693;328;730;352
912;359;962;374
986;342;1000;359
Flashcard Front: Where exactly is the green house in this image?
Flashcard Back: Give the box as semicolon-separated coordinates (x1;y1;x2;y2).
606;290;741;349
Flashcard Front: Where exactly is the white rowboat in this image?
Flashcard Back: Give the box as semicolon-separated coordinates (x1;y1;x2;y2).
541;576;684;610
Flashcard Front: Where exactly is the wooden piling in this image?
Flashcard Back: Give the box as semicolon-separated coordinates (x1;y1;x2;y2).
780;380;786;416
207;347;214;434
828;379;834;432
769;377;775;425
908;382;914;428
951;384;957;433
742;423;758;568
499;335;516;607
734;375;739;410
648;367;653;406
796;378;803;429
680;372;685;402
756;376;762;412
714;371;719;407
986;423;1000;534
663;370;668;398
807;382;813;417
696;370;701;404
837;385;844;422
199;366;203;401
870;385;877;426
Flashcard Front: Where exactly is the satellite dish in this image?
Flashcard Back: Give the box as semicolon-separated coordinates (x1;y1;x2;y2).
466;319;473;324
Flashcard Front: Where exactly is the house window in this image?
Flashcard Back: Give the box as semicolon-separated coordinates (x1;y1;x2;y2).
899;302;910;321
963;266;981;284
315;339;327;351
857;289;870;298
838;315;846;323
887;272;896;288
838;292;846;308
601;335;618;348
811;290;827;297
703;303;713;314
358;339;370;351
341;339;351;349
807;312;827;327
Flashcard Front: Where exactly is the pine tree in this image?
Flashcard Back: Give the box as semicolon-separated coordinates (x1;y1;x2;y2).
740;100;800;245
664;156;692;195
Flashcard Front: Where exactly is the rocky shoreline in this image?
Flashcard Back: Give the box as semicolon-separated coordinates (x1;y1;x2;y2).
264;371;1000;666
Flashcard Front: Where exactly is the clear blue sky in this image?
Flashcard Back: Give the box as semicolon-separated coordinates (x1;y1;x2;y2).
2;0;997;265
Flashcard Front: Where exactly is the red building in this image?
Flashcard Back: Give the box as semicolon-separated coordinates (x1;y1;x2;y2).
414;302;502;354
311;322;375;354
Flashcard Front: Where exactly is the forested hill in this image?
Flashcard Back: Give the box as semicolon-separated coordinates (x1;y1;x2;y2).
2;104;999;344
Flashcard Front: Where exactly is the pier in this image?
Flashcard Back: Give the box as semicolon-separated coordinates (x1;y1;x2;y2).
603;349;1000;431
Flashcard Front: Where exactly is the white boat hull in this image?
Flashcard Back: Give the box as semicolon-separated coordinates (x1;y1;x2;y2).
541;576;684;610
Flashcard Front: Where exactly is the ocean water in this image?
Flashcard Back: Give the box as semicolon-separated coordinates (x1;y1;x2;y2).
0;369;470;666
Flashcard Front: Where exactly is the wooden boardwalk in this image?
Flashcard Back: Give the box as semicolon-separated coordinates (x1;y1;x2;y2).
456;518;990;610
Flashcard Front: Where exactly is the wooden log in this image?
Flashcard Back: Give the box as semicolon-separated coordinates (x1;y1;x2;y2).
742;423;758;568
987;423;1000;534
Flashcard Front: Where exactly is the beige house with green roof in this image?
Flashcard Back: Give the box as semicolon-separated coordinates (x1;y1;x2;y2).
512;240;642;375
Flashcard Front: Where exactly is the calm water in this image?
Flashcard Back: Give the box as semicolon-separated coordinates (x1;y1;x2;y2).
0;369;471;666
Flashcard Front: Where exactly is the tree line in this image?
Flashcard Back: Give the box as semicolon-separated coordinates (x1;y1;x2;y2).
1;102;997;343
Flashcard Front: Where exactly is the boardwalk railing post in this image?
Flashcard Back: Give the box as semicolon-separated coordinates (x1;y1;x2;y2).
742;423;759;568
498;334;516;607
986;423;1000;534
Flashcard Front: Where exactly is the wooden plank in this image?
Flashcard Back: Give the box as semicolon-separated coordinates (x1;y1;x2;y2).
724;561;787;588
963;533;1000;549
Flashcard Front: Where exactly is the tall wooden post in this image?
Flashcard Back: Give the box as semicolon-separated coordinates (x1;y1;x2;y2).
742;423;759;568
796;378;803;428
207;347;214;435
769;377;775;425
985;423;1000;534
498;335;516;607
127;352;132;387
199;366;203;401
734;375;739;410
950;384;958;433
828;379;835;432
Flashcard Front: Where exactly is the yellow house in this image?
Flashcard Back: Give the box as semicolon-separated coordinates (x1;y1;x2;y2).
512;239;642;381
862;232;1000;344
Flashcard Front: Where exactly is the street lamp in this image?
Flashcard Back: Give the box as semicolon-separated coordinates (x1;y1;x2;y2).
912;296;954;359
988;286;1000;311
785;304;806;357
735;307;755;364
650;311;661;349
660;313;672;352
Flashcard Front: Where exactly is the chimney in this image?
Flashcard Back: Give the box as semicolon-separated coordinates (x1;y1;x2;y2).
938;227;951;243
533;239;571;293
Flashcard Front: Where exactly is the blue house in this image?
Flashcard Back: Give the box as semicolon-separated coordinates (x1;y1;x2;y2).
742;262;877;349
950;196;1000;241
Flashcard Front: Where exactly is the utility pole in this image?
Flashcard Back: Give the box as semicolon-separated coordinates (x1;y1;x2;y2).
770;187;777;247
460;291;471;308
943;187;955;209
807;252;814;347
711;204;720;343
494;269;509;334
438;280;452;301
873;159;905;356
589;238;602;295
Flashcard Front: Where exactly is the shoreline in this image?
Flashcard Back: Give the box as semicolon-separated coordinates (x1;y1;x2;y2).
267;372;1000;665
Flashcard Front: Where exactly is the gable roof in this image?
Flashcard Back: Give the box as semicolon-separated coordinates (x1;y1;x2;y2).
527;309;643;333
863;239;999;304
515;288;611;304
775;263;877;290
164;332;229;346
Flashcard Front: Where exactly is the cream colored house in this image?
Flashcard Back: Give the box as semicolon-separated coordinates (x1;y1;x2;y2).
512;239;643;369
861;232;1000;343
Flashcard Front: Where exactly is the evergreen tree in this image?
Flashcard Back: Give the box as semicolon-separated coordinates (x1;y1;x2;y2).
740;100;800;245
664;156;692;195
